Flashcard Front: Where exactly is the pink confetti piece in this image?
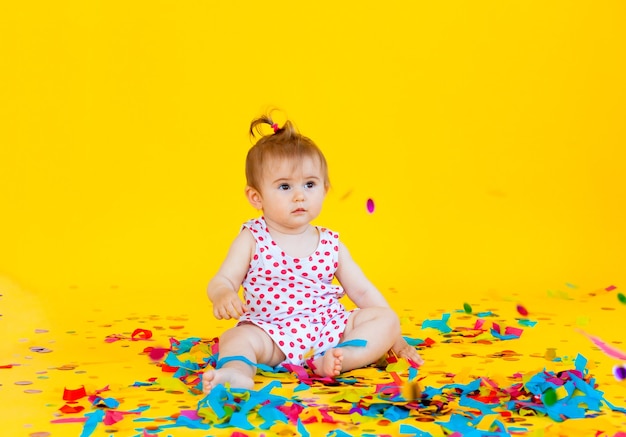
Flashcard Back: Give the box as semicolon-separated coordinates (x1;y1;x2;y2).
516;304;528;316
606;285;617;291
148;347;169;361
504;326;523;337
578;330;626;360
366;198;375;213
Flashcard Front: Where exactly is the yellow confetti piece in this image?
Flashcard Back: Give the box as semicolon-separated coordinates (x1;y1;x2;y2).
576;316;590;326
155;376;190;392
330;387;374;403
452;367;473;384
555;385;568;401
386;360;409;373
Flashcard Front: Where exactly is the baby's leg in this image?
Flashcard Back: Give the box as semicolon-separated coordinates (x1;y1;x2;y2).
202;323;285;394
321;307;400;374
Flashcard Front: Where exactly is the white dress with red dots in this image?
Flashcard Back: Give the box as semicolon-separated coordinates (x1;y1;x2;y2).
238;216;353;366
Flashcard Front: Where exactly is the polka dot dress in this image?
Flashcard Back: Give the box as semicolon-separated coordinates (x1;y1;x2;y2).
238;216;352;366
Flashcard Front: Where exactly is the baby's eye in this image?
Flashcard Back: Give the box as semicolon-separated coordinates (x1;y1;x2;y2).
278;183;290;190
304;181;316;189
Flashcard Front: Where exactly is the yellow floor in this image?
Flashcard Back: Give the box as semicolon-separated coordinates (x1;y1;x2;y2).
2;276;625;437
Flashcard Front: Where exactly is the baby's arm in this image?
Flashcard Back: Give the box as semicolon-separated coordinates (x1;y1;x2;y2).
208;229;254;320
335;241;424;366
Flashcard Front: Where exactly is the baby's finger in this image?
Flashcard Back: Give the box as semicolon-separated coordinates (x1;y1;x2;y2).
213;306;224;320
234;300;248;316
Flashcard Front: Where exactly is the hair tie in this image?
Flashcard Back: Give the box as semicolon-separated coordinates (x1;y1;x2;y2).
271;123;279;133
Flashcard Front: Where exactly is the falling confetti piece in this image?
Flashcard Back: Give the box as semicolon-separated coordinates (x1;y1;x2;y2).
516;304;528;316
15;381;33;385
463;303;472;314
544;348;557;361
578;330;626;360
606;285;617;291
618;293;626;304
613;365;626;381
366;198;375;213
543;387;557;406
29;347;53;353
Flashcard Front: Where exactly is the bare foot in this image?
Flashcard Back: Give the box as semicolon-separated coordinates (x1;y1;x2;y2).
202;368;254;394
311;348;343;377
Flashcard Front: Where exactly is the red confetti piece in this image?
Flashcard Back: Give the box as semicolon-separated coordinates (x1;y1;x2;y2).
131;329;153;340
605;285;617;291
516;304;528;316
63;385;87;401
59;404;85;414
419;338;436;347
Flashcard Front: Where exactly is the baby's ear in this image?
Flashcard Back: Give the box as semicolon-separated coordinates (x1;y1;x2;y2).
245;186;263;210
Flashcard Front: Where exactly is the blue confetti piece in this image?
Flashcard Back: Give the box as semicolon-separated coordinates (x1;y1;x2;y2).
336;339;367;348
422;313;452;333
399;423;433;436
403;336;424;346
490;328;519;341
408;365;418;381
258;402;289;430
174;414;211;430
293;382;310;392
216;355;284;372
297;418;310;437
517;318;537;327
79;409;105;437
383;405;410;421
327;430;354;437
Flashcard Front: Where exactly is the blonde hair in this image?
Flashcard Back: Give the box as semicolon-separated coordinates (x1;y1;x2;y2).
246;114;330;192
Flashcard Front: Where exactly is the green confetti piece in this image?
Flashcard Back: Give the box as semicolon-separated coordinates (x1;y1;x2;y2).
463;303;472;314
617;292;626;304
543;387;557;406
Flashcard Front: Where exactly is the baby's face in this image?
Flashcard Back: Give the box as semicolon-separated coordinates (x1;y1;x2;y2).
256;156;327;233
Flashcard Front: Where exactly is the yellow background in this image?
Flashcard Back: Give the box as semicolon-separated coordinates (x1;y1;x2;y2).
1;1;625;309
2;2;626;436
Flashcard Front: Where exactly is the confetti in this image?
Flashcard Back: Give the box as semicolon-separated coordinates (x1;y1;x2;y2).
29;347;53;353
13;283;623;437
366;198;375;213
543;387;557;406
578;330;626;360
516;304;528;317
147;347;169;361
613;365;626;381
618;293;626;304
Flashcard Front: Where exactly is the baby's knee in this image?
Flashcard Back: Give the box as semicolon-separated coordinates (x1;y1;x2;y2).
377;307;401;336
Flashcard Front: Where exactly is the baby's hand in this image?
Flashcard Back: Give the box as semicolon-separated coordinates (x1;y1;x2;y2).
211;290;248;320
391;336;425;367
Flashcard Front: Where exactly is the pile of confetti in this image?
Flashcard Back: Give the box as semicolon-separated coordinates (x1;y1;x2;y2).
46;307;626;437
